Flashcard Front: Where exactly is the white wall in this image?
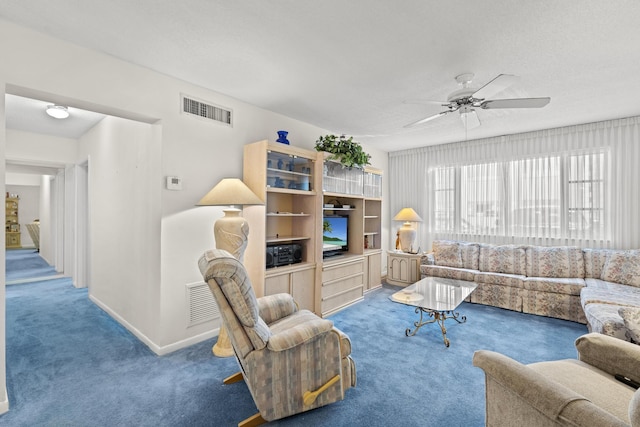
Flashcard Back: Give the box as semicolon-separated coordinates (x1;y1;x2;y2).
5;184;39;248
79;115;162;345
5;173;41;186
6;128;77;165
0;82;7;413
0;15;390;376
38;176;53;265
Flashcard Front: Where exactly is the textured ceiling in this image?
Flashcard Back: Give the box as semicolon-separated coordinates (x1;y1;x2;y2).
2;1;640;151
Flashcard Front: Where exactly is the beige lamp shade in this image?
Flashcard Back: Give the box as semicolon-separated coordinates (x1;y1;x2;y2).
197;178;264;206
393;207;423;223
393;207;423;253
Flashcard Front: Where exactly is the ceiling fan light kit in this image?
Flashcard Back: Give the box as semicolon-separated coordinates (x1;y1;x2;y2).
404;73;550;129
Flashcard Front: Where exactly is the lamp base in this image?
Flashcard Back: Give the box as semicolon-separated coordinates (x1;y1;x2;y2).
213;207;250;358
398;222;417;253
212;326;234;357
214;208;249;262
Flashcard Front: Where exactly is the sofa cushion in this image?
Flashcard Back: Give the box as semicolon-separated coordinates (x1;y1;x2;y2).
458;242;480;270
525;246;585;278
523;277;586;296
432;240;462;268
618;307;640;343
581;282;640;307
478;244;527;275
420;264;476;282
470;283;522;312
601;250;640;287
582;303;628;339
583;248;612;279
474;271;524;288
584;277;626;291
522;290;586;323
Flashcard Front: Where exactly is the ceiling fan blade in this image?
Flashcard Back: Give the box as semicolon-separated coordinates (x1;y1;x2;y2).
481;97;551;109
403;99;449;105
460;109;481;129
404;111;451;128
471;74;520;101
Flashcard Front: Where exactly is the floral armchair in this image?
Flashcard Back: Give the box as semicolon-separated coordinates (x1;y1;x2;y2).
198;249;356;426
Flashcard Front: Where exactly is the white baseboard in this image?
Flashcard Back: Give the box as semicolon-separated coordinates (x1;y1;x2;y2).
0;387;9;414
88;294;219;356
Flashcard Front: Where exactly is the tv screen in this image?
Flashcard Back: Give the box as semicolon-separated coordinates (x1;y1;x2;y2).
323;216;348;256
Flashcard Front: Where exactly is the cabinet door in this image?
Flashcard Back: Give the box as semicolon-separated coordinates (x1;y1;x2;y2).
291;268;315;312
265;273;290;296
409;257;420;283
366;252;382;289
389;257;409;282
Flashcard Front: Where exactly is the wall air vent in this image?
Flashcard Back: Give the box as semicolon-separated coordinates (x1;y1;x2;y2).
186;281;220;327
181;94;233;126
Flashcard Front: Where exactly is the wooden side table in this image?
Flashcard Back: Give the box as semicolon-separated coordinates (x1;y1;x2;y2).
386;251;422;286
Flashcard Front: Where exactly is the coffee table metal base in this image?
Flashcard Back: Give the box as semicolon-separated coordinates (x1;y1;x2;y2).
405;307;467;347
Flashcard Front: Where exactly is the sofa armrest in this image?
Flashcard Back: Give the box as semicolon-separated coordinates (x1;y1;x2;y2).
257;293;298;325
474;350;631;426
473;350;587;420
267;317;334;351
576;333;640;382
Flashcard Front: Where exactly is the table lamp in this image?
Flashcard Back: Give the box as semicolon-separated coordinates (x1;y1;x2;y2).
197;178;264;356
393;207;423;253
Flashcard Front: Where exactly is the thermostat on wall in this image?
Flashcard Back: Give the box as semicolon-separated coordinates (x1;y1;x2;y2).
166;176;182;190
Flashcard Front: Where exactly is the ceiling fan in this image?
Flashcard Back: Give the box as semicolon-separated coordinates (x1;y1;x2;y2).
404;73;550;129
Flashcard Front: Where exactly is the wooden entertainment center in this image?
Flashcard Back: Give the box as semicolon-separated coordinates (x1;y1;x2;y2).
243;140;383;317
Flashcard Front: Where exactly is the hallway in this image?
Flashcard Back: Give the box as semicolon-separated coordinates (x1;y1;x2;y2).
6;248;60;284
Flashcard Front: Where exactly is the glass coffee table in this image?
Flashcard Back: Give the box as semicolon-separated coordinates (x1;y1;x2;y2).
390;276;477;347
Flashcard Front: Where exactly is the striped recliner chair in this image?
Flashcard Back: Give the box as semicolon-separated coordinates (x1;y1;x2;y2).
198;249;356;426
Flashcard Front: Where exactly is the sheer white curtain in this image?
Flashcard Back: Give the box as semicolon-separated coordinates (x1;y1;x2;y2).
389;116;640;251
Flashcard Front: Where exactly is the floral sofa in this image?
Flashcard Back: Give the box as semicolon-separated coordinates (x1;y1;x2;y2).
420;240;640;343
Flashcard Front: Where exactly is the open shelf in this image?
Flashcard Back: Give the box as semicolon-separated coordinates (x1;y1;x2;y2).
267;187;317;196
266;212;311;217
266;235;311;244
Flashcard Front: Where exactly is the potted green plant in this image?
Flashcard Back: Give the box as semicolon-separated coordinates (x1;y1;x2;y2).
314;134;371;168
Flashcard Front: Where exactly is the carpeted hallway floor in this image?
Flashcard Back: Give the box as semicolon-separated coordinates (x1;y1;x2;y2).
6;249;58;283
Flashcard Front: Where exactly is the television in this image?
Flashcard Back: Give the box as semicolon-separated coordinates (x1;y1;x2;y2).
323;215;348;258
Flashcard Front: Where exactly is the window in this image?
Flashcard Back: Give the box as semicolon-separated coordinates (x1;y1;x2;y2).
430;150;608;240
432;167;456;233
567;152;606;238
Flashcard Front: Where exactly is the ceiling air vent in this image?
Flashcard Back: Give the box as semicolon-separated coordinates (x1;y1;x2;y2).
181;94;232;126
186;281;220;327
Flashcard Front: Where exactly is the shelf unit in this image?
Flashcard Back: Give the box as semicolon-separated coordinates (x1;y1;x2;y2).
319;165;383;316
243;140;321;312
243;140;383;318
5;196;21;249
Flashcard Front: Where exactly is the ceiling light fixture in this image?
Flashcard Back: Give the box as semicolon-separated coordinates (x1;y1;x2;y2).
45;105;70;119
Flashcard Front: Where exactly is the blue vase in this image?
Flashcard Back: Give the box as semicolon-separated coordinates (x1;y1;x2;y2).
276;131;290;145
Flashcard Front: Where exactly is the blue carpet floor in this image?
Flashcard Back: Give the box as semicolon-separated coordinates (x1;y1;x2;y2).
6;249;57;282
2;264;589;426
